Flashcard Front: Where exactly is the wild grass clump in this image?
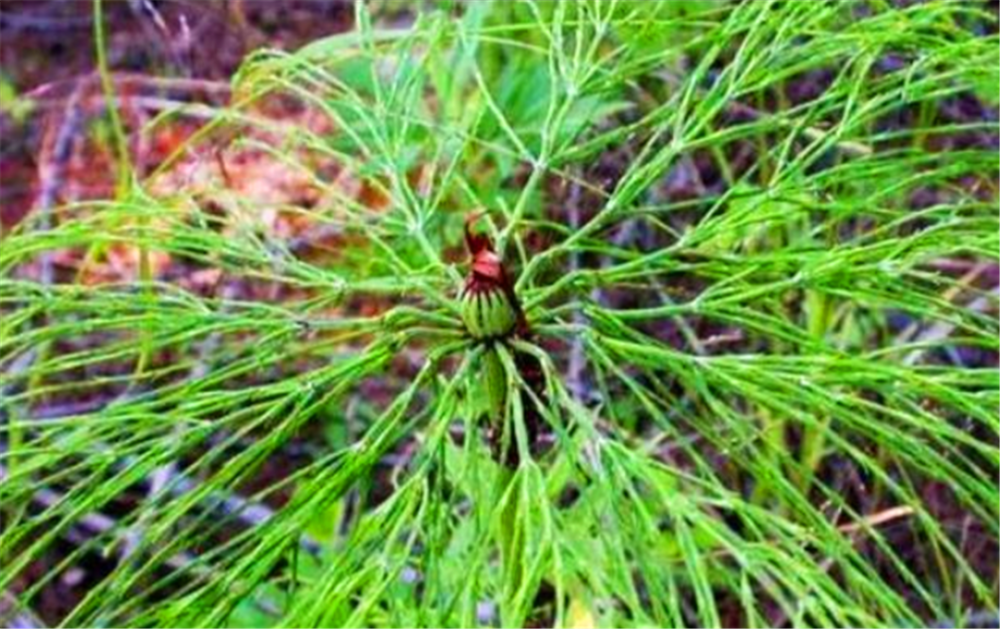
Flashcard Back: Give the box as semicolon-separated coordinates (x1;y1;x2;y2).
1;1;998;627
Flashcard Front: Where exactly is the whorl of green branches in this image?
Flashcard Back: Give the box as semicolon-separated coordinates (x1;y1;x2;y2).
1;1;997;627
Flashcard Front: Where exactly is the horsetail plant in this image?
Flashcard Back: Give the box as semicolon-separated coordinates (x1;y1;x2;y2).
460;214;541;463
459;214;548;621
0;1;997;627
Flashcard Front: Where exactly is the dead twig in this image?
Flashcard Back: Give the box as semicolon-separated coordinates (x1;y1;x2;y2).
0;589;46;629
566;177;589;402
835;505;915;535
896;261;998;366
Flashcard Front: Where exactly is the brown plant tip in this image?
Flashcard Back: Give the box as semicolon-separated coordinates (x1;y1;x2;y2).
462;213;528;333
464;211;491;255
463;213;507;289
460;212;543;468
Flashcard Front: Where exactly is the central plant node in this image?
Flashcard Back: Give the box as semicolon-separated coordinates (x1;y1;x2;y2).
461;279;517;340
460;213;522;341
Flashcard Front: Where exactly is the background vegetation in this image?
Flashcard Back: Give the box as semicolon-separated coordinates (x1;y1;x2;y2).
1;1;998;627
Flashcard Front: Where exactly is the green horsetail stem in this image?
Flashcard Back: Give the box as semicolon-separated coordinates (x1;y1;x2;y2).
481;345;507;425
